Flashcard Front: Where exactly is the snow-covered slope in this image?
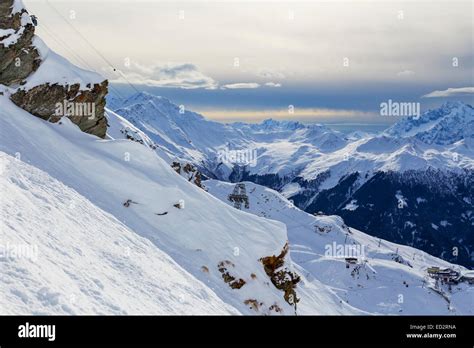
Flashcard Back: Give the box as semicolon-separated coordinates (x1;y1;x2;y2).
1;92;363;314
0;95;279;314
0;152;237;315
204;180;474;314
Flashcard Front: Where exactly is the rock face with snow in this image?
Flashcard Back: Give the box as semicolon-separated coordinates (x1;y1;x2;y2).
0;0;40;85
0;0;108;138
10;80;108;138
171;161;203;188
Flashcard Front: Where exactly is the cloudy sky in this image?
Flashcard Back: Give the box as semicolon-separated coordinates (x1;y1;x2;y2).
25;0;473;125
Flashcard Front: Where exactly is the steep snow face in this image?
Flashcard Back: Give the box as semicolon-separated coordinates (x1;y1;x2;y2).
0;152;238;315
204;180;474;315
0;94;331;315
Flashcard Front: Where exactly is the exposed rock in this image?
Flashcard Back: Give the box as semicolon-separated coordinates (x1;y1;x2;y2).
244;299;262;312
260;243;301;309
10;81;109;138
0;0;40;86
1;1;109;139
268;303;282;313
217;260;246;289
171;161;203;188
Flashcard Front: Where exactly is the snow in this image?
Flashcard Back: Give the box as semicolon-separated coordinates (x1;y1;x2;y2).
109;93;474;202
0;94;310;315
19;37;104;90
2;22;473;315
395;192;408;208
385;102;474;145
109;92;348;177
280;182;301;198
204;179;474;315
0;90;471;315
343;200;359;211
0;152;237;315
440;220;449;227
416;197;427;204
11;0;27;15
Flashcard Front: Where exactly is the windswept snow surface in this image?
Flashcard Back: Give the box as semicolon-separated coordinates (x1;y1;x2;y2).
0;152;237;315
204;180;474;315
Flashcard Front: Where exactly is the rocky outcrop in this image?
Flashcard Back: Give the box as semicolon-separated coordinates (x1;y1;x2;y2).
10;81;109;138
260;243;300;310
171;161;203;188
1;0;109;138
0;0;40;86
217;260;246;289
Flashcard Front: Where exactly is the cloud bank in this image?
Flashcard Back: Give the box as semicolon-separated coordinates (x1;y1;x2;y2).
422;87;474;98
113;62;218;89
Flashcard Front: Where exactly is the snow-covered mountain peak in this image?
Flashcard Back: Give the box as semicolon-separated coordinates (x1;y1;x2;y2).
121;91;172;108
385;101;474;145
115;92;205;125
257;119;306;131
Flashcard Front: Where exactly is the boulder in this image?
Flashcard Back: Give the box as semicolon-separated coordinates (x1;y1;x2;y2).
10;81;109;138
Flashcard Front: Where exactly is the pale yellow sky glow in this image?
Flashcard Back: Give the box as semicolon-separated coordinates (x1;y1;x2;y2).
198;107;379;123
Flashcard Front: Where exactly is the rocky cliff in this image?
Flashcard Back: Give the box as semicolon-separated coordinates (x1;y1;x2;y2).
0;0;108;138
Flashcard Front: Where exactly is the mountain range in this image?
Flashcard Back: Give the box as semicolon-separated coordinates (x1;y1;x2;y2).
1;0;472;315
109;92;474;268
